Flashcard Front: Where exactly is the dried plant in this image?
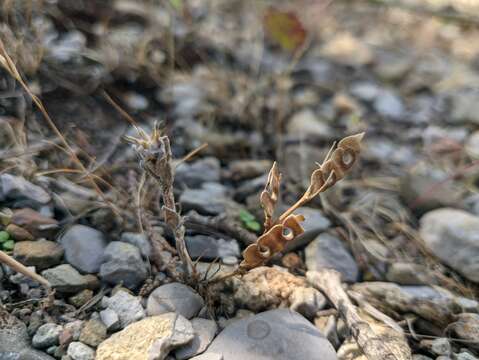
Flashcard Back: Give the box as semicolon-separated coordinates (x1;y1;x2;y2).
125;122;195;279
240;132;364;270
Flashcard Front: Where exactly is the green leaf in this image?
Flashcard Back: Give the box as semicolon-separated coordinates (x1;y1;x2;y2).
3;240;14;251
245;220;261;232
170;0;183;11
239;209;255;222
0;231;9;243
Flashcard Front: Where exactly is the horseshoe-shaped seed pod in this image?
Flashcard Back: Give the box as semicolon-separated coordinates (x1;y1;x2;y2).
240;133;364;271
240;214;305;270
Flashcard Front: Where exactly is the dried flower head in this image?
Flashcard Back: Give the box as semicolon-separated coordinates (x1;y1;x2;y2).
240;132;364;270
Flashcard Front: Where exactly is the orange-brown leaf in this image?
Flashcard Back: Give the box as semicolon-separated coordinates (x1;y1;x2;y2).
263;7;307;53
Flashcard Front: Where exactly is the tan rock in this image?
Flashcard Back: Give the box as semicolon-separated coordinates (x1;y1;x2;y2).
13;239;63;270
232;266;325;318
96;313;194;360
6;223;33;241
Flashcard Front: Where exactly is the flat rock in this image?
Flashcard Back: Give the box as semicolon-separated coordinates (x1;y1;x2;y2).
176;157;221;188
11;208;58;237
147;282;204;319
6;223;34;241
180;183;228;215
351;282;461;326
305;233;359;282
101;290;145;328
14;239;64;270
204;309;337;360
0;174;50;208
175;318;218;359
60;225;107;273
186;235;240;262
420;208;479;282
96;313;194;360
100;241;148;289
41;264;88;293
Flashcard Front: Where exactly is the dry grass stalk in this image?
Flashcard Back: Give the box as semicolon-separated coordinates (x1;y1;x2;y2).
308;269;412;360
0;250;50;288
0;39;119;215
240;132;364;270
125;122;195;279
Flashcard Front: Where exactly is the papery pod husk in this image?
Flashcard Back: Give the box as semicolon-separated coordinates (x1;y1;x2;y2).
260;161;281;230
308;132;364;196
240;214;305;269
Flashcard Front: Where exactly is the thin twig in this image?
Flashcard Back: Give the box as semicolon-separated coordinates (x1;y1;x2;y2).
0;250;50;288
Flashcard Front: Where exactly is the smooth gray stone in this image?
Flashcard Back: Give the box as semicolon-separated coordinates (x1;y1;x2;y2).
420;208;479;283
204;309;337;360
147;282;204;319
305;233;359;282
60;225;107;273
41;264;88;293
0;174;50;207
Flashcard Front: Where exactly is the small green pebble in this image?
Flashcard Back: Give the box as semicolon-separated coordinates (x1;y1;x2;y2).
0;231;9;243
2;240;14;251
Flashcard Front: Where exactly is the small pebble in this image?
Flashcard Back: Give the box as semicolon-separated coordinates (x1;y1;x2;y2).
32;323;62;349
67;341;95;360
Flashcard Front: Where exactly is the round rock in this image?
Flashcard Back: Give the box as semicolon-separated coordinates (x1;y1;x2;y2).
147;282;204;319
204;309;337;360
60;225;107;273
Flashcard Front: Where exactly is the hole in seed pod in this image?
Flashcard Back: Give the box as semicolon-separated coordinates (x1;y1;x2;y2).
282;227;294;240
342;151;354;166
258;245;271;258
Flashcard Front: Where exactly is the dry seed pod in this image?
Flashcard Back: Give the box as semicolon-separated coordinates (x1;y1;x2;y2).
260;161;281;230
307;132;364;197
240;132;364;271
240;214;304;269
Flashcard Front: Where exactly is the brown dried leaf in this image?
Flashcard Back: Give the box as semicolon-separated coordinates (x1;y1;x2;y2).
260;161;281;230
